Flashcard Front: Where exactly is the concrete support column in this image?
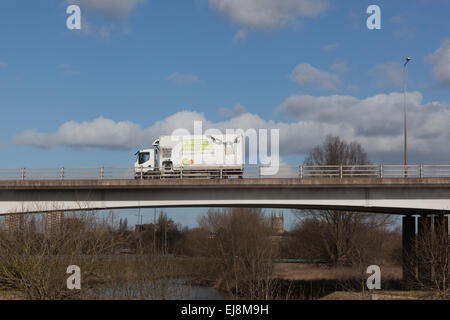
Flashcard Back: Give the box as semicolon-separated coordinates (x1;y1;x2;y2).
402;215;416;287
433;214;449;239
433;214;449;288
417;215;433;287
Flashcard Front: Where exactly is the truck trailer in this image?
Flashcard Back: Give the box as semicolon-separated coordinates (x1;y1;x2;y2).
134;134;244;179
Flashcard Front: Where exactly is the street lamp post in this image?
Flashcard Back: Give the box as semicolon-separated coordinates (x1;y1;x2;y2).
403;57;412;176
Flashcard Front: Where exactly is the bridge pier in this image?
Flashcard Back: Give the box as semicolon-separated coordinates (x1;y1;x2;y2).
417;215;433;287
402;214;449;289
433;213;449;289
402;215;416;288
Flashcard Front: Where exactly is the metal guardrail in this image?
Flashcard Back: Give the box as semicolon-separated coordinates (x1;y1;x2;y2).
1;165;450;180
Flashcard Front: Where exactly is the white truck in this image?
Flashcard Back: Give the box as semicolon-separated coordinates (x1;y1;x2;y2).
134;134;244;179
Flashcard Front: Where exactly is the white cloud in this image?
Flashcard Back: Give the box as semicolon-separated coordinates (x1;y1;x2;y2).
389;15;406;24
209;0;329;30
393;29;415;40
369;62;403;91
14;92;450;163
347;84;359;93
277;91;450;161
279;93;409;137
64;0;142;38
323;43;339;51
427;38;450;87
66;11;130;40
290;63;340;91
14;112;205;150
388;15;416;40
65;0;146;20
14;117;142;150
79;19;114;39
232;28;247;44
167;72;201;85
218;104;247;118
331;60;349;74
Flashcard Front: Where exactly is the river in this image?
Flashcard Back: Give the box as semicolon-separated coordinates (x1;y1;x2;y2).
97;279;230;300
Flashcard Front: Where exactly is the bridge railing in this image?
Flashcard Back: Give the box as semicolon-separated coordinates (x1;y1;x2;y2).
2;165;450;180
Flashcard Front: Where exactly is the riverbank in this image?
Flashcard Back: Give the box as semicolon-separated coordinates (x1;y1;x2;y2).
273;263;402;281
0;290;23;300
321;290;450;300
1;259;447;300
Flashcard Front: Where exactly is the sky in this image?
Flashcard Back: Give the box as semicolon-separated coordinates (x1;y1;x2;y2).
1;0;450;229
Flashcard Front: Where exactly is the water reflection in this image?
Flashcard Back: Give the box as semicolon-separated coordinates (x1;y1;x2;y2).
98;280;230;300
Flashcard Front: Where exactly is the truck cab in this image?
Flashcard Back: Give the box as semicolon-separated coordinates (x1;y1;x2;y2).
134;148;157;177
134;139;161;179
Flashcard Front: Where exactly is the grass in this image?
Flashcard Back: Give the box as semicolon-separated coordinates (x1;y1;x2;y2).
1;258;447;300
272;263;402;281
0;289;23;300
321;290;450;300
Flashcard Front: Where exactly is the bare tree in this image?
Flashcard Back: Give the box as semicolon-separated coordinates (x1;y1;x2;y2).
414;215;449;295
295;135;393;266
304;135;370;167
198;208;277;299
0;211;127;299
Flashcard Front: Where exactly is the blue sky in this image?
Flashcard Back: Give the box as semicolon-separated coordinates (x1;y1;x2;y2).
1;0;449;228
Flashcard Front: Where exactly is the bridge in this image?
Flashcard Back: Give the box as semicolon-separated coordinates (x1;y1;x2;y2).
1;176;450;215
1;164;450;214
0;164;449;287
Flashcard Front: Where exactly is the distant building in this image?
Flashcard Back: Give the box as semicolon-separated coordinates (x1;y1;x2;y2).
270;212;284;234
5;214;24;233
135;223;152;233
135;219;175;233
208;232;216;240
46;212;64;235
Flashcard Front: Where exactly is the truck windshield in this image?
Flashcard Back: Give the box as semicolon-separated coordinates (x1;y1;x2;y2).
138;152;150;164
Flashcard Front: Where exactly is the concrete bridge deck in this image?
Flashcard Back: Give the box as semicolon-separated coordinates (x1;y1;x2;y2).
2;177;450;189
1;177;450;215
